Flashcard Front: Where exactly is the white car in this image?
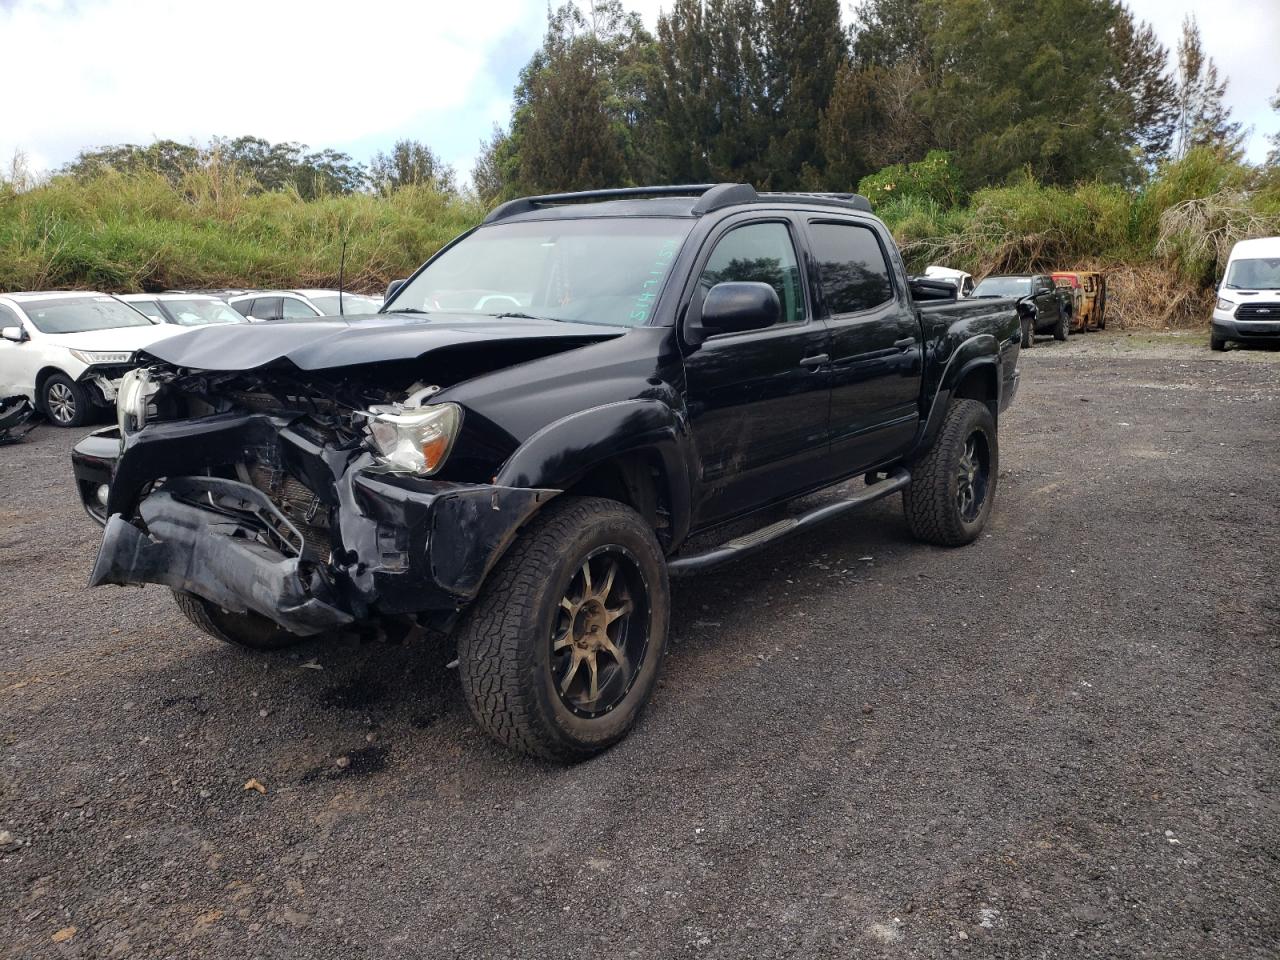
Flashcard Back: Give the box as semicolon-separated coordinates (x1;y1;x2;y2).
1211;236;1280;351
228;288;383;322
119;293;247;327
0;292;183;427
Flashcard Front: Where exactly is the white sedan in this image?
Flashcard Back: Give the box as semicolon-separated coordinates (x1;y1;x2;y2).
0;292;184;427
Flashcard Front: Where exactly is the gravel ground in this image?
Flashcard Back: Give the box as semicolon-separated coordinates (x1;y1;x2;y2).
1;332;1278;959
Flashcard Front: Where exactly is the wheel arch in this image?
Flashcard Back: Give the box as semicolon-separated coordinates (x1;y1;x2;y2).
493;399;696;550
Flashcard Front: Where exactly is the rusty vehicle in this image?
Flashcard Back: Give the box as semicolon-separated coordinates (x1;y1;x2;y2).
1052;271;1107;332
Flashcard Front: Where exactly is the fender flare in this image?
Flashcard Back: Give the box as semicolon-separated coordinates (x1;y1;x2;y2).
493;398;696;547
913;335;1000;458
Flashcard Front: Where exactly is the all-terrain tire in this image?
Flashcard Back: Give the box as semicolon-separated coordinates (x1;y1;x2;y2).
41;373;92;428
172;590;306;650
455;496;670;762
904;399;998;547
1210;335;1227;352
1020;315;1034;349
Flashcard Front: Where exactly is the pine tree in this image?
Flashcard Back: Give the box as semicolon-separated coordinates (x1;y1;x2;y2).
1111;5;1177;169
1174;14;1244;159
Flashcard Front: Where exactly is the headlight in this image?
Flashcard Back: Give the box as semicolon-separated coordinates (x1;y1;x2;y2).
363;402;461;476
70;349;134;365
116;367;156;436
1216;298;1233;311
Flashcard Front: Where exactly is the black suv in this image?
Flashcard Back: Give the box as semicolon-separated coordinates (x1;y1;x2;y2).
73;184;1022;761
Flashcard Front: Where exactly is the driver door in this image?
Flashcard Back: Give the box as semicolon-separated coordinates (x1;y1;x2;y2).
681;217;831;527
0;304;36;399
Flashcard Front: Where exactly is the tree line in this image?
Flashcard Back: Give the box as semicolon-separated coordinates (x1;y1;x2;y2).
473;0;1261;203
59;0;1275;205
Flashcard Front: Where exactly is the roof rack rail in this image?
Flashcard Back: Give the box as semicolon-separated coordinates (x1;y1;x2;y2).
481;183;875;223
483;184;719;223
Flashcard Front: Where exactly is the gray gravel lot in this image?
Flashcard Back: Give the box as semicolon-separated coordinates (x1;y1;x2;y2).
1;332;1278;959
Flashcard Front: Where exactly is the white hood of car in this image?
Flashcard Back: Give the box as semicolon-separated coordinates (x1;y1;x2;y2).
41;324;185;353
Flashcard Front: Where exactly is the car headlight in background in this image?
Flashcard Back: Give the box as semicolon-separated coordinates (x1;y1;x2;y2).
363;403;461;476
116;367;156;436
1216;298;1233;312
70;349;134;365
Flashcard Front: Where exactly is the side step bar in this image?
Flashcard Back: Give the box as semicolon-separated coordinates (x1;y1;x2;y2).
668;469;911;577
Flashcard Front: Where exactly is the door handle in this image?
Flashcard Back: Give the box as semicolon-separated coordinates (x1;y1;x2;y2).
798;353;829;368
894;337;916;350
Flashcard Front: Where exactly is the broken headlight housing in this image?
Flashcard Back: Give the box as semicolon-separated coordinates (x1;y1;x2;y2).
362;402;461;476
116;367;157;437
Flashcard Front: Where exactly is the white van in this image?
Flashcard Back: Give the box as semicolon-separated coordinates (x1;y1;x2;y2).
1212;236;1280;351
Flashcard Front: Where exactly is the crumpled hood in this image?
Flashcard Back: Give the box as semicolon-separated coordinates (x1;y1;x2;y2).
43;324;185;353
139;312;627;371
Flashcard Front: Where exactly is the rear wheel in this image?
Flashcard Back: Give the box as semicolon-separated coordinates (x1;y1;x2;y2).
41;373;91;428
172;590;306;650
904;399;998;547
456;497;670;762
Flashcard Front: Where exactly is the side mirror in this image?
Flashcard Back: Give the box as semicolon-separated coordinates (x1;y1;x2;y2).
686;282;780;345
385;279;407;301
1;326;26;343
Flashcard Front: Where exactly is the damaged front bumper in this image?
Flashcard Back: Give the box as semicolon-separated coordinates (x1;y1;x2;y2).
73;414;556;636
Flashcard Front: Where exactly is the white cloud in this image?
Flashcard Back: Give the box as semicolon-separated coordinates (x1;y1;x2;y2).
2;0;1276;179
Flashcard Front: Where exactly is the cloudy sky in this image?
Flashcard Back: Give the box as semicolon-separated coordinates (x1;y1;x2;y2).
2;0;1277;186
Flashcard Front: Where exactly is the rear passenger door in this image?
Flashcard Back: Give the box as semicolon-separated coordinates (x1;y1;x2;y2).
805;218;922;479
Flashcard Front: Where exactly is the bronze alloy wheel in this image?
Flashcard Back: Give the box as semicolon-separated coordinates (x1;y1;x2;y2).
551;545;650;718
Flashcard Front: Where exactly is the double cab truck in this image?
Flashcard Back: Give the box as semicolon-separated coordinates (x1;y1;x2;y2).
72;184;1022;761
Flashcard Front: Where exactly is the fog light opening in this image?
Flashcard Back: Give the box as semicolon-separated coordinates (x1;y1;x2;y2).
96;484;110;507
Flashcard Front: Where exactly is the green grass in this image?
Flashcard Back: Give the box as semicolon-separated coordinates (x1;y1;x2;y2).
0;167;484;294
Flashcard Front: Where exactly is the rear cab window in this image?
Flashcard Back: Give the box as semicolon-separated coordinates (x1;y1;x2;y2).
806;221;895;315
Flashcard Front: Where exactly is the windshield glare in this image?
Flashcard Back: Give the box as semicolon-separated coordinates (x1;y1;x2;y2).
310;294;382;315
389;218;692;326
23;297;156;334
1224;257;1280;290
973;277;1031;297
162;299;245;326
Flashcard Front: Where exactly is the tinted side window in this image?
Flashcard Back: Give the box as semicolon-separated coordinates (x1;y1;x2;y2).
700;222;804;324
809;222;894;315
282;297;316;319
230;299;254;317
0;304;21;328
256;297;283;320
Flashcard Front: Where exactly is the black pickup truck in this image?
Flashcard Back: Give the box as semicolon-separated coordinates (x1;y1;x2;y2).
971;273;1071;346
72;184;1022;761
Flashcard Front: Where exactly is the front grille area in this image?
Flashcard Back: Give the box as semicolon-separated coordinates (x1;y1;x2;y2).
245;463;333;562
1235;302;1280;320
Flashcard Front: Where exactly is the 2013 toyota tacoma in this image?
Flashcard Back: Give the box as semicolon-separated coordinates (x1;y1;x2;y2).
72;184;1022;761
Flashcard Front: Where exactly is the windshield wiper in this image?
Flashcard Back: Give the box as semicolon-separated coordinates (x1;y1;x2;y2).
383;307;429;315
491;311;557;322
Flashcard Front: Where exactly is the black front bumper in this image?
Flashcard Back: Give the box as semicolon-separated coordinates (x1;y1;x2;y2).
73;417;557;635
1213;318;1280;342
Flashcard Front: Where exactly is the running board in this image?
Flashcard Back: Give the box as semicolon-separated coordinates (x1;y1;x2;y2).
668;468;911;576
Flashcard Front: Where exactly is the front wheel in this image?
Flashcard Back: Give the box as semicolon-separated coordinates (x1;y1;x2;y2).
42;373;92;427
904;399;998;547
1210;335;1227;352
456;497;670;762
1020;315;1034;349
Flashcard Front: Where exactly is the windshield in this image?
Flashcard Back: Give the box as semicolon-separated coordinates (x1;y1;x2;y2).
308;293;382;316
972;277;1031;298
160;298;245;326
389;218;693;326
1224;257;1280;290
126;299;166;322
23;296;156;334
